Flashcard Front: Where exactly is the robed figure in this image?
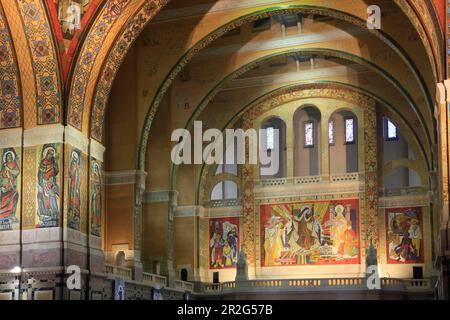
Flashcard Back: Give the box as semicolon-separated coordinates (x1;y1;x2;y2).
0;150;20;225
37;146;60;227
68;150;81;229
90;162;102;236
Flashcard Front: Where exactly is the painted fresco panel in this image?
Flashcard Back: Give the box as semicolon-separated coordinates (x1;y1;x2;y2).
36;144;62;228
386;207;424;264
0;148;21;230
67;147;82;230
209;217;239;269
260;199;360;266
90;158;102;237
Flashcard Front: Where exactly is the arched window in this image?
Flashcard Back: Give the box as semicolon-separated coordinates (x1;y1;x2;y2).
329;110;358;174
260;117;286;179
382;116;416;165
294;106;321;176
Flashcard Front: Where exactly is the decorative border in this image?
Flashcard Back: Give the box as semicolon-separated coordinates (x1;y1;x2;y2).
15;0;62;125
90;0;169;141
0;3;22;129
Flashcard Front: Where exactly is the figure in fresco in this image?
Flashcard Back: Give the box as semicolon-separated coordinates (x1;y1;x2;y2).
312;211;324;246
209;218;240;269
90;161;102;237
295;206;316;252
339;224;359;257
408;218;422;257
387;208;423;263
0;149;20;229
210;222;224;268
226;225;238;262
223;241;233;267
330;205;347;254
261;200;360;266
263;215;284;266
68;150;81;230
37;145;60;228
394;232;417;262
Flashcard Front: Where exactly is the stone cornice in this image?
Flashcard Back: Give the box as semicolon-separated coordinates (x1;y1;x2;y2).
23;124;64;147
89;138;106;162
142;190;178;206
378;194;431;208
65;125;89;154
0;128;22;149
105;170;148;189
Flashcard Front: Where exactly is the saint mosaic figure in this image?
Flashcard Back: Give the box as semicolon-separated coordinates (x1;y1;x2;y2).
0;149;20;230
68;149;82;230
37;145;60;228
90;160;102;237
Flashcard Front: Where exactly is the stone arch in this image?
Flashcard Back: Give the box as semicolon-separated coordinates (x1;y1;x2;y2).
193;82;430;205
1;0;63;128
81;2;438;147
166;48;433;188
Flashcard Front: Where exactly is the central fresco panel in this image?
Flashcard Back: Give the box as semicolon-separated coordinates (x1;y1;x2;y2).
260;199;360;266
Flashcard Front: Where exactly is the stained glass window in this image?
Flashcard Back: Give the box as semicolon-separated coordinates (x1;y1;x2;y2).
305;121;314;147
386;119;398;140
266;127;274;150
345;117;355;144
329;120;335;145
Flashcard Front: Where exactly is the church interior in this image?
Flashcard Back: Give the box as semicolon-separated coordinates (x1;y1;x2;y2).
0;0;449;300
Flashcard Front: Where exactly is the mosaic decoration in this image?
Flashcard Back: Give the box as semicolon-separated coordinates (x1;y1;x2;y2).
209;217;239;269
15;0;62;125
67;148;82;230
45;0;101;80
90;158;102;237
22;147;37;228
260;199;360;267
240;113;256;266
0;6;22;129
90;0;168;141
0;148;20;231
68;0;131;130
386;207;424;264
36;144;61;228
363;103;379;249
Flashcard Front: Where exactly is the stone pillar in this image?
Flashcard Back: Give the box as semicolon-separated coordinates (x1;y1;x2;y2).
64;126;90;299
105;169;147;281
437;81;450;299
87;139;106;276
166;190;178;286
19;125;65;299
321;111;331;178
0;128;22;271
285;116;294;177
240;113;257;268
